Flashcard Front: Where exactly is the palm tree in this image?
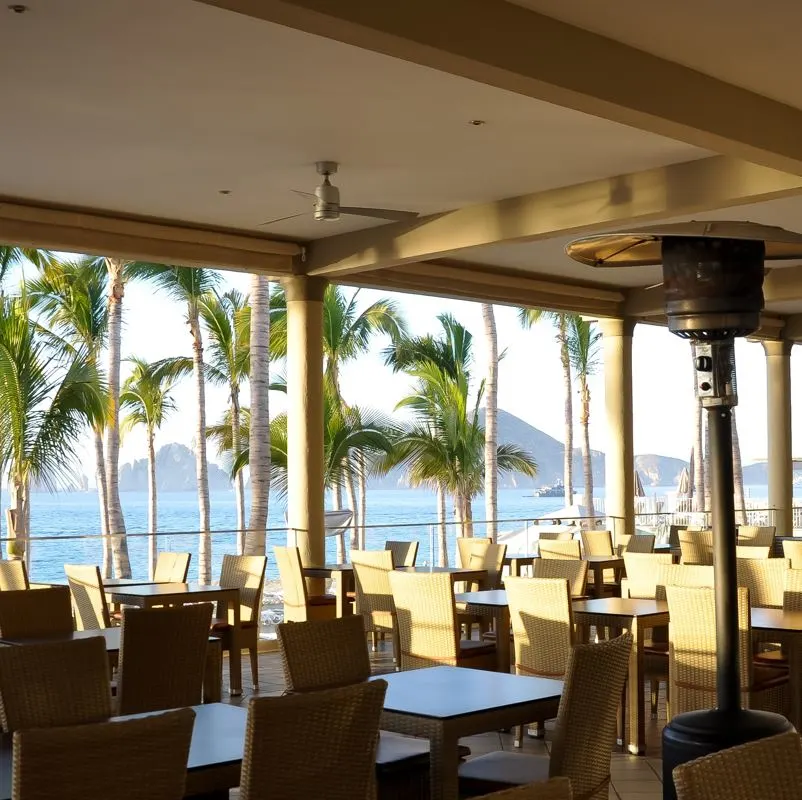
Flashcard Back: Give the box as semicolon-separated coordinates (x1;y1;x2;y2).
120;357;182;577
127;264;221;582
26;256;116;574
247;274;271;556
519;309;579;505
0;295;105;564
386;315;537;559
199;289;250;553
271;285;406;544
0;247;54;286
481;303;498;540
566;317;601;518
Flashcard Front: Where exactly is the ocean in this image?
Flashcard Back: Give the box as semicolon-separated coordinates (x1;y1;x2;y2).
1;484;782;583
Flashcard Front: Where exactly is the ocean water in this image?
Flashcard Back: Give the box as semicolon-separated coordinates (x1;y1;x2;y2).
0;484;780;583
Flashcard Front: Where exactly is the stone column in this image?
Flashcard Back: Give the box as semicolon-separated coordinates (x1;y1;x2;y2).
284;276;327;569
763;340;794;534
599;318;636;540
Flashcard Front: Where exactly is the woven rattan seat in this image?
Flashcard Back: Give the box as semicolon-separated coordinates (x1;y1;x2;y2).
0;560;29;591
782;539;802;569
622;553;673;599
735;545;771;559
737;525;776;549
736;557;790;608
274;545;336;623
459;634;632;800
538;540;580;560
678;530;713;566
240;680;388;800
11;707;195;800
384;540;418;567
153;551;191;583
673;730;802;800
117;603;213;715
0;637;111;732
580;531;613;558
64;564;111;630
351;549;397;652
0;586;73;639
532;559;588;598
473;779;572;800
623;534;655;554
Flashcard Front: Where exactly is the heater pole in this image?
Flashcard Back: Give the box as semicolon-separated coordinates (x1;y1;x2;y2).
707;404;741;713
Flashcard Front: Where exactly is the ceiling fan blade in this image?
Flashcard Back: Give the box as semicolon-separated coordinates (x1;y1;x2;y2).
339;206;418;222
291;189;318;200
257;212;309;227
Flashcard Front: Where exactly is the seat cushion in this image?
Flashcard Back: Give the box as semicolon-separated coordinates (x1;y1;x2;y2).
308;594;337;606
753;663;790;690
459;640;496;657
459;751;550;789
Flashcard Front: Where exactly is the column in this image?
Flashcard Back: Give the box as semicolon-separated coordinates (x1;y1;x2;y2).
763;340;794;535
599;318;636;539
284;276;327;568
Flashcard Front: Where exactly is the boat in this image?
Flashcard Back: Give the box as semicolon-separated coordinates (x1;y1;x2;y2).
534;481;566;498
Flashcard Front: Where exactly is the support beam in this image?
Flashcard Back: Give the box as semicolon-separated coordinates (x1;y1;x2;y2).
599;318;636;540
0;198;300;275
763;340;794;534
284;276;327;575
304;157;802;276
199;0;802;175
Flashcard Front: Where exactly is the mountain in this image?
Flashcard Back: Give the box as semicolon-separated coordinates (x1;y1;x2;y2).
119;443;232;492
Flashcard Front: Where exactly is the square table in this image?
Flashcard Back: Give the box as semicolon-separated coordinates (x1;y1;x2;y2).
105;583;242;696
302;564;355;618
0;628;224;703
0;703;247;800
454;590;511;673
395;566;488;583
572;597;669;755
503;554;538;577
585;554;625;596
373;665;562;800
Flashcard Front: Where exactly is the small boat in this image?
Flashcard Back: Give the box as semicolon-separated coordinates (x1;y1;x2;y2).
534;481;566;498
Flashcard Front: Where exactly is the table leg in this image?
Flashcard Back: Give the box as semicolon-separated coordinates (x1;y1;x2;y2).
594;564;603;597
510;559;521;578
496;606;511;673
429;725;458;800
228;594;242;697
789;635;801;730
203;639;223;703
334;571;347;618
626;616;646;755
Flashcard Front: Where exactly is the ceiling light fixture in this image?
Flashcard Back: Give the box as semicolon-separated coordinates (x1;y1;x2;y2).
468;119;486;126
8;4;28;13
218;190;231;195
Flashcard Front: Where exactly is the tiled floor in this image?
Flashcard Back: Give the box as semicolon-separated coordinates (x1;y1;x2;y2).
222;644;666;799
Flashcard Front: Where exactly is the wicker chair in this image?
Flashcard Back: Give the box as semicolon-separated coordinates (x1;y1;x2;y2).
625;533;656;554
580;530;614;557
153;551;191;583
537;531;576;542
274;545;336;623
784;567;802;611
622;553;673;599
0;586;73;638
459;634;633;800
0;637;111;732
277;614;371;692
678;529;714;565
384;540;418;567
532;559;588;598
117;603;213;715
458;536;491;569
538;540;581;560
736;557;789;608
473;779;573;800
211;554;267;690
388;570;497;671
240;680;388;800
782;539;802;569
737;525;776;549
655;564;715;600
673;730;802;800
64;564;111;630
0;559;29;591
351;549;398;653
11;707;195;800
665;585;789;719
735;545;771;559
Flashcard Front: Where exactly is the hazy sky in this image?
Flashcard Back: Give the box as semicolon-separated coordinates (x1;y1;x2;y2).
18;263;801;479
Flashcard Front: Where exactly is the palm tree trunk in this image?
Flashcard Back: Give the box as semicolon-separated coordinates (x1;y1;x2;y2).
692;403;705;512
332;481;344;563
358;452;367;550
481;303;499;541
230;388;246;554
437;484;448;566
246;274;270;555
345;466;359;552
105;258;131;578
580;378;594;517
189;306;212;583
454;494;464;540
147;426;158;579
732;409;747;526
559;319;574;505
463;496;474;538
93;431;112;579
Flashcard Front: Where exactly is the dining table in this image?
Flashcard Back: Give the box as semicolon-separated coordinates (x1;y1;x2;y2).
104;583;242;696
0;628;224;703
503;554;538;577
372;665;562;800
584;554;626;596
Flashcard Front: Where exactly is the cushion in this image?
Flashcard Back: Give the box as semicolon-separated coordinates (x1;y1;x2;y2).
459;751;550;787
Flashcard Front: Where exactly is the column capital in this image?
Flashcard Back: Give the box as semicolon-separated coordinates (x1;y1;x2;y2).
598;317;636;338
282;275;328;303
762;339;794;358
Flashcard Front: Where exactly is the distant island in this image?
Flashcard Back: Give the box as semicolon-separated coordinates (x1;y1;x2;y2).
119;443;232;493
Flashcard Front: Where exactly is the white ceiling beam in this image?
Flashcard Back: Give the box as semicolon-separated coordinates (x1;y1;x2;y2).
198;0;802;175
0;198;300;275
303;156;802;276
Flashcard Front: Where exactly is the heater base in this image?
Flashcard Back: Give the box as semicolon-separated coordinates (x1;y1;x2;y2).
662;708;792;800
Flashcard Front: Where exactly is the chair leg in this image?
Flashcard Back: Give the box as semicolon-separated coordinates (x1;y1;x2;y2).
650;681;659;719
249;646;259;690
514;724;524;748
371;631;379;652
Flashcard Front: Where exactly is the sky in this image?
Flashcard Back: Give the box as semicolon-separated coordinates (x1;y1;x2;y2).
97;269;800;478
14;261;800;481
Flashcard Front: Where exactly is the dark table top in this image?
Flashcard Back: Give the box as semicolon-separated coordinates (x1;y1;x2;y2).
303;564;354;576
0;628;221;651
0;703;246;800
106;583;236;599
584;555;625;566
371;665;562;720
455;590;510;607
103;578;168;588
751;607;802;632
396;566;488;578
572;597;668;617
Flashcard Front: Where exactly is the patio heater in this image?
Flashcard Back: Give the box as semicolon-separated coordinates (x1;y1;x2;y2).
565;221;802;800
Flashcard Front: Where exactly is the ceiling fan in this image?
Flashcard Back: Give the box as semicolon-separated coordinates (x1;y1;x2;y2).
259;161;418;227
